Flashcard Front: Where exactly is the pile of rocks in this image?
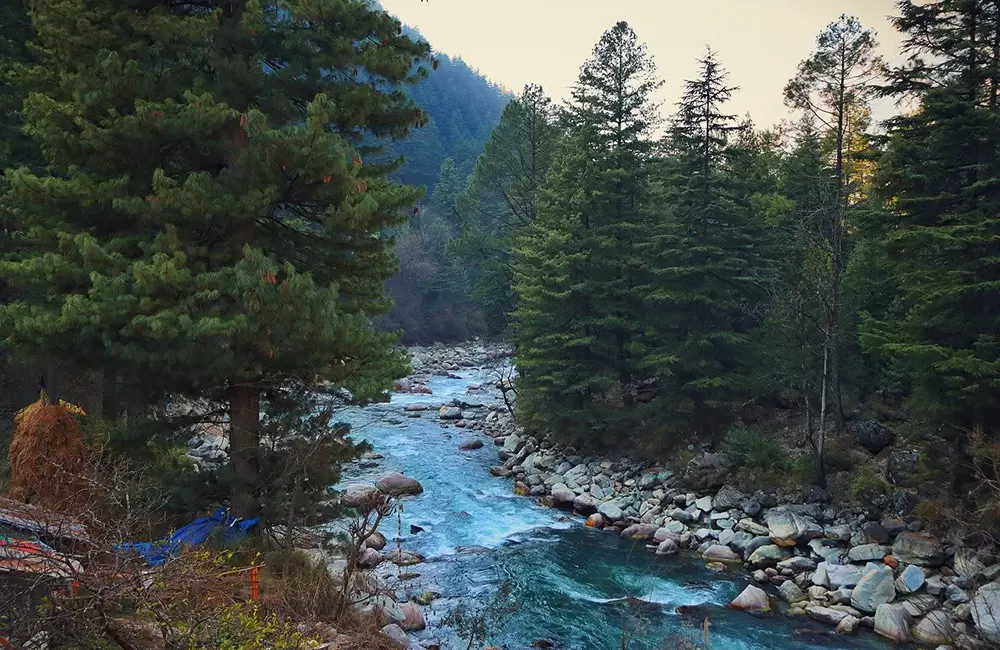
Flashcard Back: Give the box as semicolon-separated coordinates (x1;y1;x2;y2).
407;341;511;378
333;471;431;649
484;410;1000;649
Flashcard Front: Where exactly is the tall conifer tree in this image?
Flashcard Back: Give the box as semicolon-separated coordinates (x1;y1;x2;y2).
863;1;1000;490
514;21;660;446
0;0;430;518
647;49;759;432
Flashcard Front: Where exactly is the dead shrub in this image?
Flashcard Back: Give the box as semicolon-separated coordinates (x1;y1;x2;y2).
9;399;88;511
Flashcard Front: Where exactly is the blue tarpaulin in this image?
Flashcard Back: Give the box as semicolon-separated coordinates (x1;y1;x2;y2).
116;507;259;566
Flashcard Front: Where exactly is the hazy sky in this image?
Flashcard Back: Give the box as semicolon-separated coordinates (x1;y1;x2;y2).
379;0;906;129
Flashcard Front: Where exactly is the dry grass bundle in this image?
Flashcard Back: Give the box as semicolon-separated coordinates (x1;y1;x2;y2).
9;399;89;512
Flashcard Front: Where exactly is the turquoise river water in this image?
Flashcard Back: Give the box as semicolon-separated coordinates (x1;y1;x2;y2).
337;367;890;650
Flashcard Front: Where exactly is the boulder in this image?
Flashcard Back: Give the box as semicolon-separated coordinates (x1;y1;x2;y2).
458;440;484;451
764;508;822;547
386;549;424;566
748;544;792;568
358;547;383;569
806;605;850;626
550;484;576;507
728;585;771;614
873;603;912;643
665;520;687;534
835;615;860;635
585;513;605;529
713;485;745;511
892;532;944;567
911;609;951;646
847;544;890;563
656;539;679;556
500;434;524;458
380;623;409;649
364;531;387;551
859;522;890;545
376;473;424;497
777;556;817;573
399;603;426;632
702;545;741;562
849;419;892;454
695;495;713;512
743;536;773;558
851;566;896;614
972;581;1000;644
439;406;462;420
737;518;770;537
598;502;624;522
955;547;990;580
342;483;380;507
894;564;925;594
573;493;598;515
778;581;807;604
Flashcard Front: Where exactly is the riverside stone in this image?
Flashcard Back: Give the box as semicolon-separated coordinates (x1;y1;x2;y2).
713;485;745;511
894;564;925;594
806;605;850;626
835;615;860;635
777;556;817;573
779;581;807;604
550;484;576;507
955;547;989;580
847;544;890;562
573;493;598;515
695;495;713;512
912;610;952;645
765;508;823;546
439;406;462;420
729;585;771;613
873;603;912;643
851;566;895;614
656;539;679;556
892;532;945;567
703;545;741;562
737;518;769;536
598;501;624;522
376;472;424;496
748;544;791;568
380;623;408;648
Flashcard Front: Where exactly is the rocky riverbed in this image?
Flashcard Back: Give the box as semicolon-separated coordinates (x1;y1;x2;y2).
183;340;1000;649
478;384;1000;649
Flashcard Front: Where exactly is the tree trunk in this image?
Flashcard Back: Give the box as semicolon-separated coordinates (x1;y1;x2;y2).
228;381;261;520
102;368;121;422
816;343;829;487
41;360;60;404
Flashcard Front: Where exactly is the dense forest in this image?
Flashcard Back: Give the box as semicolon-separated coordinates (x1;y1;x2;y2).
421;5;1000;525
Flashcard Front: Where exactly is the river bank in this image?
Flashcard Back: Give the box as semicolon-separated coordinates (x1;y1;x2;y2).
446;351;996;649
326;341;999;649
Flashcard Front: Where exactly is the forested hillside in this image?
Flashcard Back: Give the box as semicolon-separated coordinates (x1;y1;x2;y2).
437;5;1000;531
378;23;512;343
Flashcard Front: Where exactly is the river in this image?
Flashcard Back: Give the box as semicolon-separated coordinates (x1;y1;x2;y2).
338;366;890;650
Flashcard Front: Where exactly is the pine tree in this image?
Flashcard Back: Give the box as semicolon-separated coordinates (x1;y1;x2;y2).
648;49;766;433
514;21;661;446
453;84;559;334
863;1;1000;482
784;14;882;434
0;0;430;519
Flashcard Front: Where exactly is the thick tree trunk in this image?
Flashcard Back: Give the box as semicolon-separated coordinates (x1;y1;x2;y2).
41;360;60;404
228;381;261;520
102;368;121;421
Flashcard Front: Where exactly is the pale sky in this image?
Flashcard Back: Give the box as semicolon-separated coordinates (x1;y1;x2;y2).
380;0;906;129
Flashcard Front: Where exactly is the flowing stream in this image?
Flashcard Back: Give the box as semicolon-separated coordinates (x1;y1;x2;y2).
337;367;890;650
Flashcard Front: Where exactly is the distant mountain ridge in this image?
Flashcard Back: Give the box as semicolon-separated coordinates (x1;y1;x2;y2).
388;20;513;196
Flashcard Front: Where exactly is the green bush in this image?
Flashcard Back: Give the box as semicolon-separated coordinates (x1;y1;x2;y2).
722;425;790;474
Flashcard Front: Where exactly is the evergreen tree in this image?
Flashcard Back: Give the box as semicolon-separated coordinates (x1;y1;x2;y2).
0;0;430;519
784;14;882;434
863;0;1000;489
648;49;759;433
514;21;661;446
453;84;559;334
